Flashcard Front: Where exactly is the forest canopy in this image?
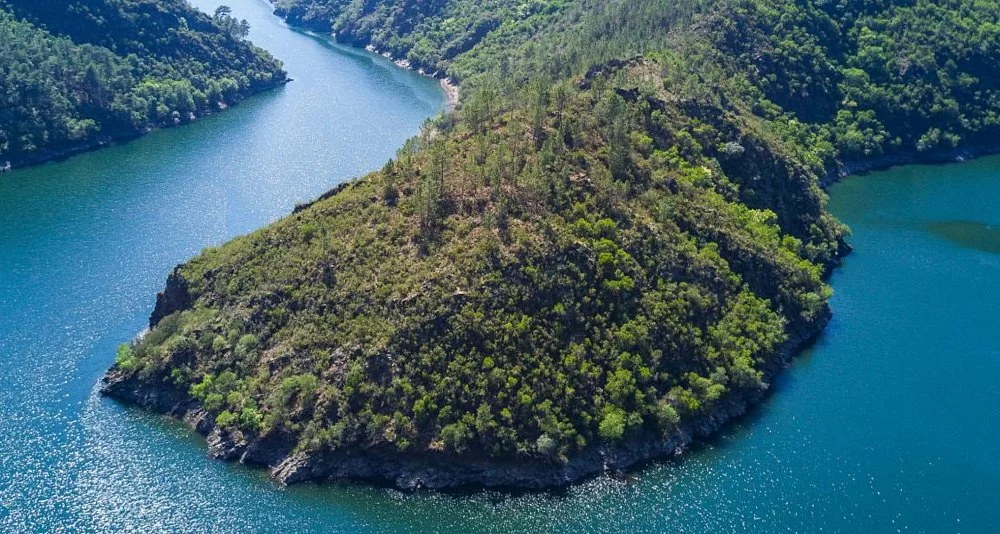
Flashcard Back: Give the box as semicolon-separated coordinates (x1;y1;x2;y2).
275;0;1000;170
0;0;286;166
105;0;1000;488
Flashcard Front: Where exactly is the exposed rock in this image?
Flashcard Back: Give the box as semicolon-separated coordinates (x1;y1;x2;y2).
99;309;827;491
149;267;192;328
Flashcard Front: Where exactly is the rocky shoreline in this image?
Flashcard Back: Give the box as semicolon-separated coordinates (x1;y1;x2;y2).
101;298;828;491
821;144;1000;187
98;135;1000;491
363;44;460;111
269;1;460;111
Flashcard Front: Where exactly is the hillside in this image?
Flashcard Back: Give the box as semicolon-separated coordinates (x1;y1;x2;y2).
0;0;287;168
103;0;1000;489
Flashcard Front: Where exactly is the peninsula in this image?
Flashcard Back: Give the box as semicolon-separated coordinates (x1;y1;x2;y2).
104;0;1000;489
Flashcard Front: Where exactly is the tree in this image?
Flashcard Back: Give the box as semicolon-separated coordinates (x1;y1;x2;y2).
598;408;626;441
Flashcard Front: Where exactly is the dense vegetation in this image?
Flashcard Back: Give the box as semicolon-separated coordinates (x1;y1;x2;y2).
105;0;1000;486
0;0;286;167
111;74;837;464
277;0;1000;168
273;0;573;74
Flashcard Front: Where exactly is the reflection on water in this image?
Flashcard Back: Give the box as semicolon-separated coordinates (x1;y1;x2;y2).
925;220;1000;254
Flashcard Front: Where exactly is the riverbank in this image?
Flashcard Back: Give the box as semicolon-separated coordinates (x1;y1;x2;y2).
100;306;829;490
268;1;460;111
1;78;290;173
440;78;460;112
822;144;1000;187
97;22;1000;491
360;44;460;111
98;7;836;493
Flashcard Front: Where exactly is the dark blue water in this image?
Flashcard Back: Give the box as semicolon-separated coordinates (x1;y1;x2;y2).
2;0;999;530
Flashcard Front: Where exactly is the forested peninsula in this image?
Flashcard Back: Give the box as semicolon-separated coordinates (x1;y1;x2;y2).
103;0;1000;489
0;0;287;169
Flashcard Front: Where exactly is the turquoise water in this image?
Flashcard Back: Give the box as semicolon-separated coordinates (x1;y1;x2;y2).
2;0;999;531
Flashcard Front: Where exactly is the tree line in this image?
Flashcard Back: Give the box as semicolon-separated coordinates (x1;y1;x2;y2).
0;0;286;166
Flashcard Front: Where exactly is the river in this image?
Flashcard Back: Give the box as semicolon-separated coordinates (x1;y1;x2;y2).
1;0;998;531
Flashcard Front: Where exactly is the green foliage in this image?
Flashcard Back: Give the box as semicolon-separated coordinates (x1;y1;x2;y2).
113;0;995;467
115;344;137;370
700;0;1000;165
535;433;558;456
440;421;474;454
598;408;626;441
275;0;574;74
117;71;829;460
216;410;238;428
0;0;286;164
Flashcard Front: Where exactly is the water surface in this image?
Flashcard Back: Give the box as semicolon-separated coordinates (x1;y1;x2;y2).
0;0;442;530
2;0;999;531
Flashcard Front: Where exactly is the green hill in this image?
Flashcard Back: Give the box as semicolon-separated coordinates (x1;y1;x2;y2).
103;0;1000;489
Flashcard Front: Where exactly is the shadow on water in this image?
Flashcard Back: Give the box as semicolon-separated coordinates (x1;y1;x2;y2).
924;220;1000;254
